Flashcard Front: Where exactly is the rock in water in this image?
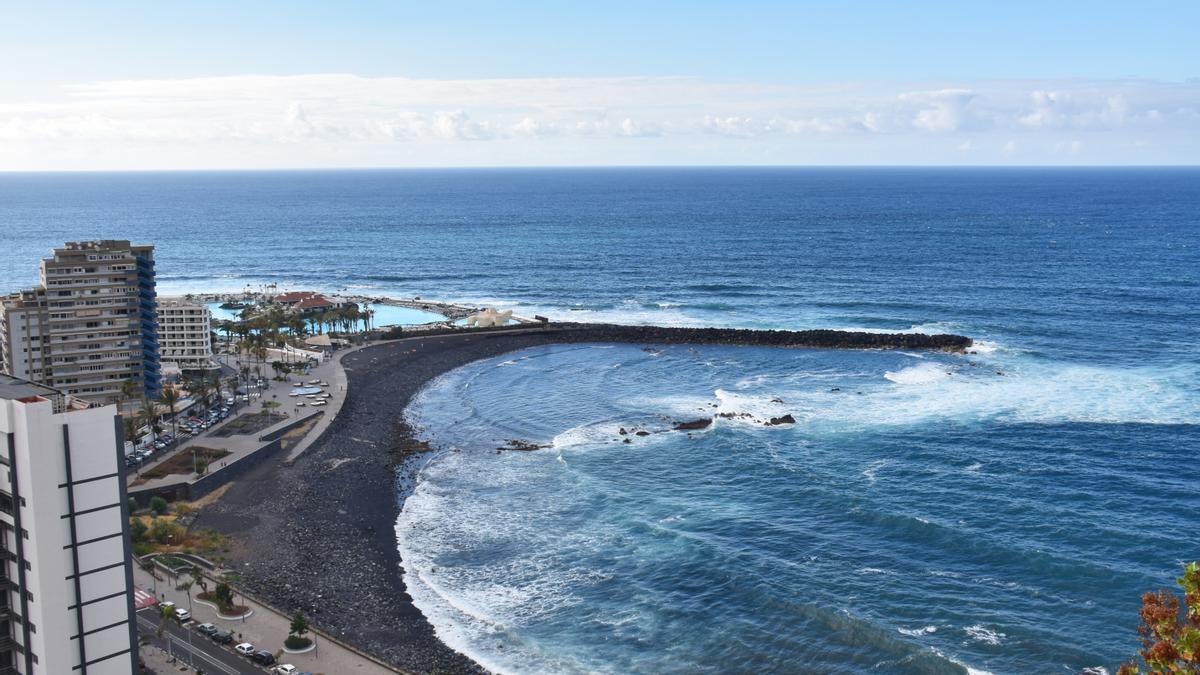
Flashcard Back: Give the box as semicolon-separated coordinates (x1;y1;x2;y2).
674;418;713;431
767;414;796;425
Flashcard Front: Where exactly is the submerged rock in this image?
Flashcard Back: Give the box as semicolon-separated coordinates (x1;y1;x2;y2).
766;414;796;426
674;418;713;431
500;439;549;452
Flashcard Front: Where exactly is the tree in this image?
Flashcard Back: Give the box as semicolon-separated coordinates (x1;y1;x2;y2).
191;566;208;594
156;603;174;638
122;415;140;448
139;557;158;594
289;611;310;638
138;399;160;441
213;581;235;613
129;518;148;542
180;579;194;612
119;378;140;414
149;496;169;515
158;387;181;441
191;376;211;415
1119;561;1200;674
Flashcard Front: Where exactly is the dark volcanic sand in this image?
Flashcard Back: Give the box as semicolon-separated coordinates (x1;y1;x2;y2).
195;325;971;674
196;330;579;674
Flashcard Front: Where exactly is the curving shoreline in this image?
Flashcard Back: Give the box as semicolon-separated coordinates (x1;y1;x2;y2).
195;324;971;674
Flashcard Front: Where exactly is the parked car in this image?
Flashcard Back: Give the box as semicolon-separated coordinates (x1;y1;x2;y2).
234;642;255;657
195;622;217;636
272;665;297;675
251;650;276;666
174;608;190;622
210;629;234;645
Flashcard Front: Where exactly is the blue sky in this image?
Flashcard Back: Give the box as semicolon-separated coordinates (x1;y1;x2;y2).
1;1;1197;168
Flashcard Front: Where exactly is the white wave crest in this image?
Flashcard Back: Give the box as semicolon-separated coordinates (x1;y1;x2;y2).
884;362;953;385
964;624;1006;645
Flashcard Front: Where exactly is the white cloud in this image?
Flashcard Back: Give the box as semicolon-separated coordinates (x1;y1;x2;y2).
0;74;1196;168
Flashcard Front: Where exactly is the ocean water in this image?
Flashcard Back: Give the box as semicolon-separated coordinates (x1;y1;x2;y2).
2;168;1199;672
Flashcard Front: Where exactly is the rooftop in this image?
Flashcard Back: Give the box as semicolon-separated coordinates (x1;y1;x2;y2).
0;373;92;411
0;373;60;401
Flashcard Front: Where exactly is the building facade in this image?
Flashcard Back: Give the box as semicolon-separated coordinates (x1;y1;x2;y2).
0;375;138;675
156;300;216;374
0;241;160;404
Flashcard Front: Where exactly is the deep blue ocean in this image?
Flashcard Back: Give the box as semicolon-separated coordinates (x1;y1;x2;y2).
2;168;1198;674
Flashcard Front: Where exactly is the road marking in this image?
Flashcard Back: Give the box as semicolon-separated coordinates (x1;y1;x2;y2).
136;614;239;675
166;632;239;675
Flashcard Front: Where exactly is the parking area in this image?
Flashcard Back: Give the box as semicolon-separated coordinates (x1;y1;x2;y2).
133;557;394;674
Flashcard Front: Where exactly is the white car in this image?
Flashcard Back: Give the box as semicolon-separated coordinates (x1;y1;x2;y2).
234;642;255;656
272;666;297;675
174;607;191;622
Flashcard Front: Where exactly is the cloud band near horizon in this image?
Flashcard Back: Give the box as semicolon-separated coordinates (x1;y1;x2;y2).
1;74;1196;169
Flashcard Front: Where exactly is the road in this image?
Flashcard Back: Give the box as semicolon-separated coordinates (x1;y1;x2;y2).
136;608;265;675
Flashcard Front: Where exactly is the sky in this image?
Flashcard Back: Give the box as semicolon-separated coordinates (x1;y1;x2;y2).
1;1;1197;169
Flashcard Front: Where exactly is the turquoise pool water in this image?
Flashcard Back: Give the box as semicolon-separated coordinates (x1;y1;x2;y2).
205;301;445;326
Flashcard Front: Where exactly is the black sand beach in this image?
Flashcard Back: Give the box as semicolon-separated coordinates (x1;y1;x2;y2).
195;325;971;673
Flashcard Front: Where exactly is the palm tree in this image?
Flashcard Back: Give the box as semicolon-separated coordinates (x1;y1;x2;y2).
138;399;160;442
180;579;194;613
191;377;211;416
288;316;306;336
122;415;139;447
158;388;181;442
225;376;240;405
119;378;139;415
139;557;158;594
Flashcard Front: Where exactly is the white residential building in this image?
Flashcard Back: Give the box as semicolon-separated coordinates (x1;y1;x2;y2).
0;374;137;675
157;300;216;373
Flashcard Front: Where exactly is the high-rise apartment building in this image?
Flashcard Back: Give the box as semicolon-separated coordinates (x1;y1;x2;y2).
0;241;160;404
0;374;138;675
157;300;216;374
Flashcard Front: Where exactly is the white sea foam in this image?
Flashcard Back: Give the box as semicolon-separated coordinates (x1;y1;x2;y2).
884;362;953;385
816;360;1200;428
965;462;983;472
897;625;938;636
964;624;1006;646
862;459;888;484
833;321;962;335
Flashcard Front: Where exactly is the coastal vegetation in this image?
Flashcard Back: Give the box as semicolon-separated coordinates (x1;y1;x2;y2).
1119;562;1200;674
129;498;229;558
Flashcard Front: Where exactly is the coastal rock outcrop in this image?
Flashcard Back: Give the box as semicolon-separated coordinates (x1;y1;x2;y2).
767;414;796;425
674;418;713;431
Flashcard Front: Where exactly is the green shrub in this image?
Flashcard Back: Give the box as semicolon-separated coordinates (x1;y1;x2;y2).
129;518;148;543
149;496;169;515
284;635;312;650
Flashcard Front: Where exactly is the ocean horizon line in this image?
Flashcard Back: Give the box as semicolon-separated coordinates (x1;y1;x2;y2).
1;163;1198;175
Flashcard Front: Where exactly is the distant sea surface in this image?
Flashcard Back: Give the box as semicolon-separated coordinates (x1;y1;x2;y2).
3;168;1199;673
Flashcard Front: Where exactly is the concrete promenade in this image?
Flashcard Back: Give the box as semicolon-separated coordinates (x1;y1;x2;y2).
133;562;401;674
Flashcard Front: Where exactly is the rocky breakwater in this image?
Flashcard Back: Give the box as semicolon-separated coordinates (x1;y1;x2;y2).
544;323;973;352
